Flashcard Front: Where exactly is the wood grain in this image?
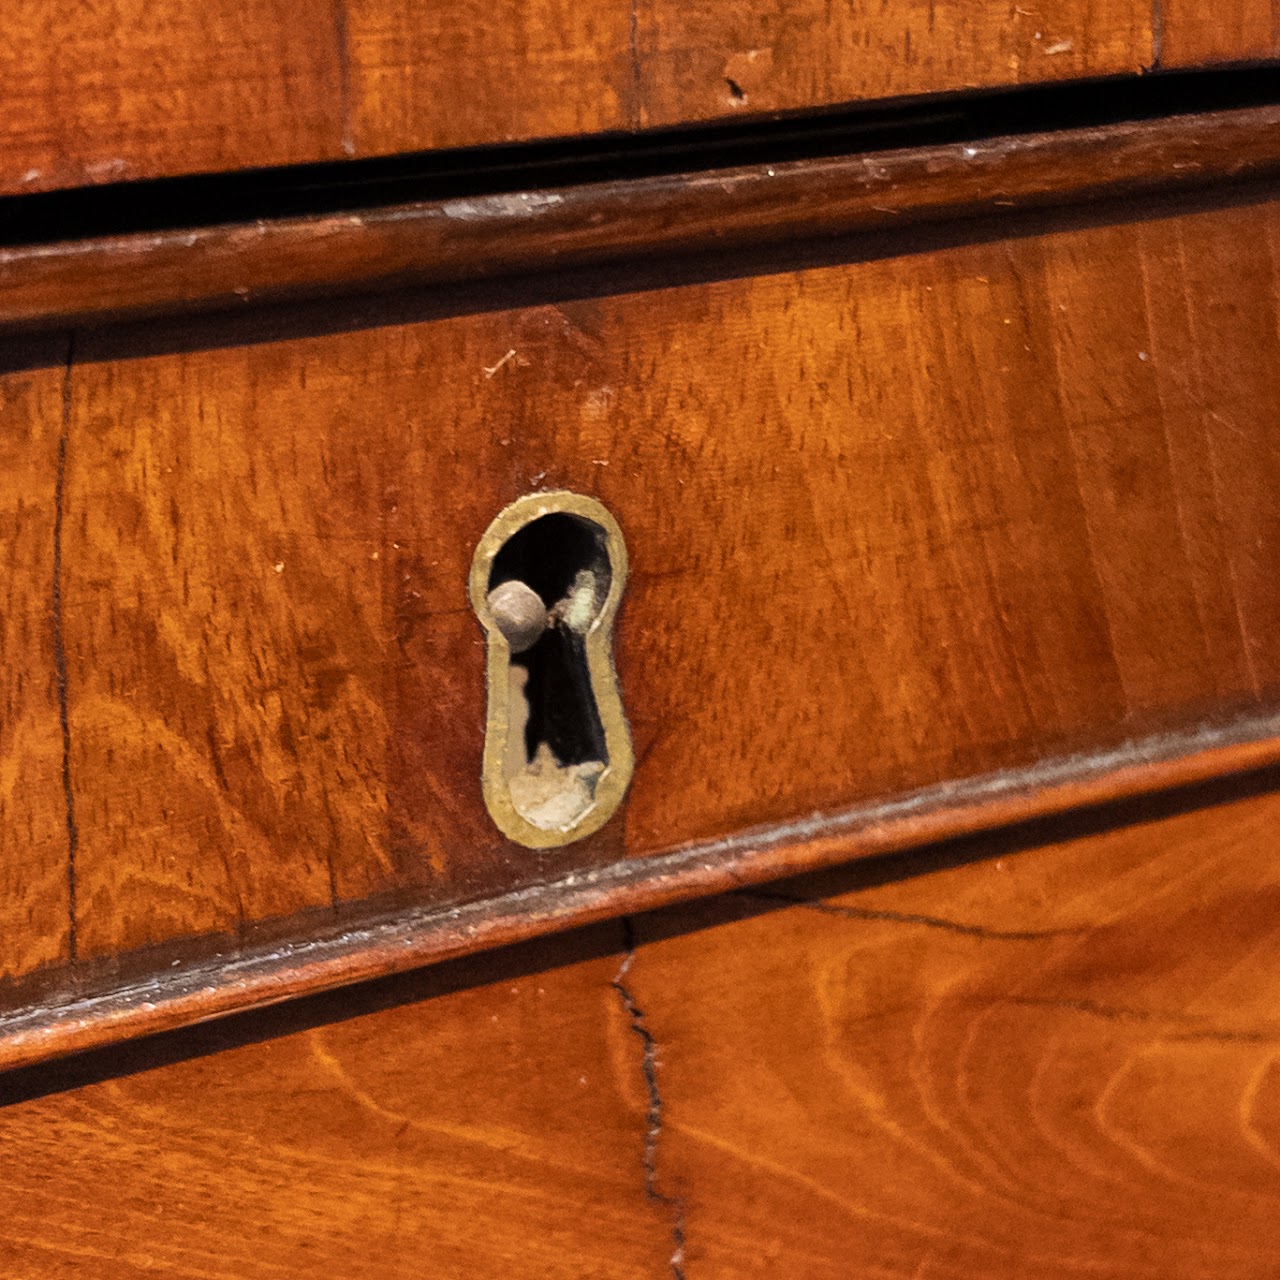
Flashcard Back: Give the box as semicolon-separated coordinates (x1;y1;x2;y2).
0;192;1276;1032
627;777;1280;1279
0;925;675;1279
0;341;70;980
3;776;1280;1277
0;0;353;195
6;1;1280;197
5;103;1280;336
341;0;635;153
65;347;388;958
635;0;1147;128
0;0;1161;197
1159;0;1279;66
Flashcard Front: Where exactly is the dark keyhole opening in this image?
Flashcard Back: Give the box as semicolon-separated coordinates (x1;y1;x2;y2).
489;512;612;799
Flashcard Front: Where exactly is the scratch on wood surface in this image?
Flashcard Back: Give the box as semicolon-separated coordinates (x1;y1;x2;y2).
628;0;644;130
331;0;355;156
612;919;686;1279
483;349;516;378
52;334;78;963
1150;0;1165;68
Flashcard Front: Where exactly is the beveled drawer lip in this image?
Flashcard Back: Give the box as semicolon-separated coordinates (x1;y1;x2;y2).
2;708;1278;1076
1;100;1279;337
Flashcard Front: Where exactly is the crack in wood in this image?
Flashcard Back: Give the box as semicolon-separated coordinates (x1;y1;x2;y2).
612;918;686;1280
741;889;1086;942
1006;995;1280;1042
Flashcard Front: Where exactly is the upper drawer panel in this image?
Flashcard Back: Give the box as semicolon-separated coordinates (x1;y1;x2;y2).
4;188;1280;1066
0;0;1179;196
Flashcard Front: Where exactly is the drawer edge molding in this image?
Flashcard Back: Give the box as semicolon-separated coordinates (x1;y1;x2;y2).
2;708;1279;1075
3;103;1280;335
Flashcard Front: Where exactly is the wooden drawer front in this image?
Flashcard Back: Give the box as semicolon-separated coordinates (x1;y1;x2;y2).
3;773;1279;1278
3;190;1280;1030
9;0;1278;197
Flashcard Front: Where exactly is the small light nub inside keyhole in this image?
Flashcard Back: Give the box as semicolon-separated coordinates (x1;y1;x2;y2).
486;512;612;832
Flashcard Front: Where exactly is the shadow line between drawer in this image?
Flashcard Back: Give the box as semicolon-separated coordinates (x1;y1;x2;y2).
3;101;1280;335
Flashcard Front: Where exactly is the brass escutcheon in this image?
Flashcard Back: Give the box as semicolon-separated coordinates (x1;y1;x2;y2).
470;492;633;848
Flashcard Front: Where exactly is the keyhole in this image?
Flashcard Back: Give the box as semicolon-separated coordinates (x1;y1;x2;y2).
470;492;632;847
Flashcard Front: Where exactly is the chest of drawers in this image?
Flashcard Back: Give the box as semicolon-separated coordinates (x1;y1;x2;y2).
2;5;1280;1275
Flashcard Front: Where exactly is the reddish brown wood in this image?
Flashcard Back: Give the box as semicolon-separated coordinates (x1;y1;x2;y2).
5;10;1279;1269
67;349;378;951
1159;0;1279;66
3;104;1280;333
0;716;1277;1074
0;0;1161;198
2;192;1280;1065
0;0;345;190
0;340;70;981
0;0;631;198
635;0;1148;127
628;777;1280;1279
3;776;1280;1277
0;925;676;1279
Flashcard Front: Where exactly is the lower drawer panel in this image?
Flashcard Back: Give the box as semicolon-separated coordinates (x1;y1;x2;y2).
3;193;1280;1036
3;771;1278;1278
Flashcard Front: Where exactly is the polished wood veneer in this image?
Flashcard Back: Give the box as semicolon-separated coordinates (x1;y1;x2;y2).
0;0;1167;197
3;181;1280;1066
1160;0;1280;65
3;7;1280;1273
2;770;1278;1278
